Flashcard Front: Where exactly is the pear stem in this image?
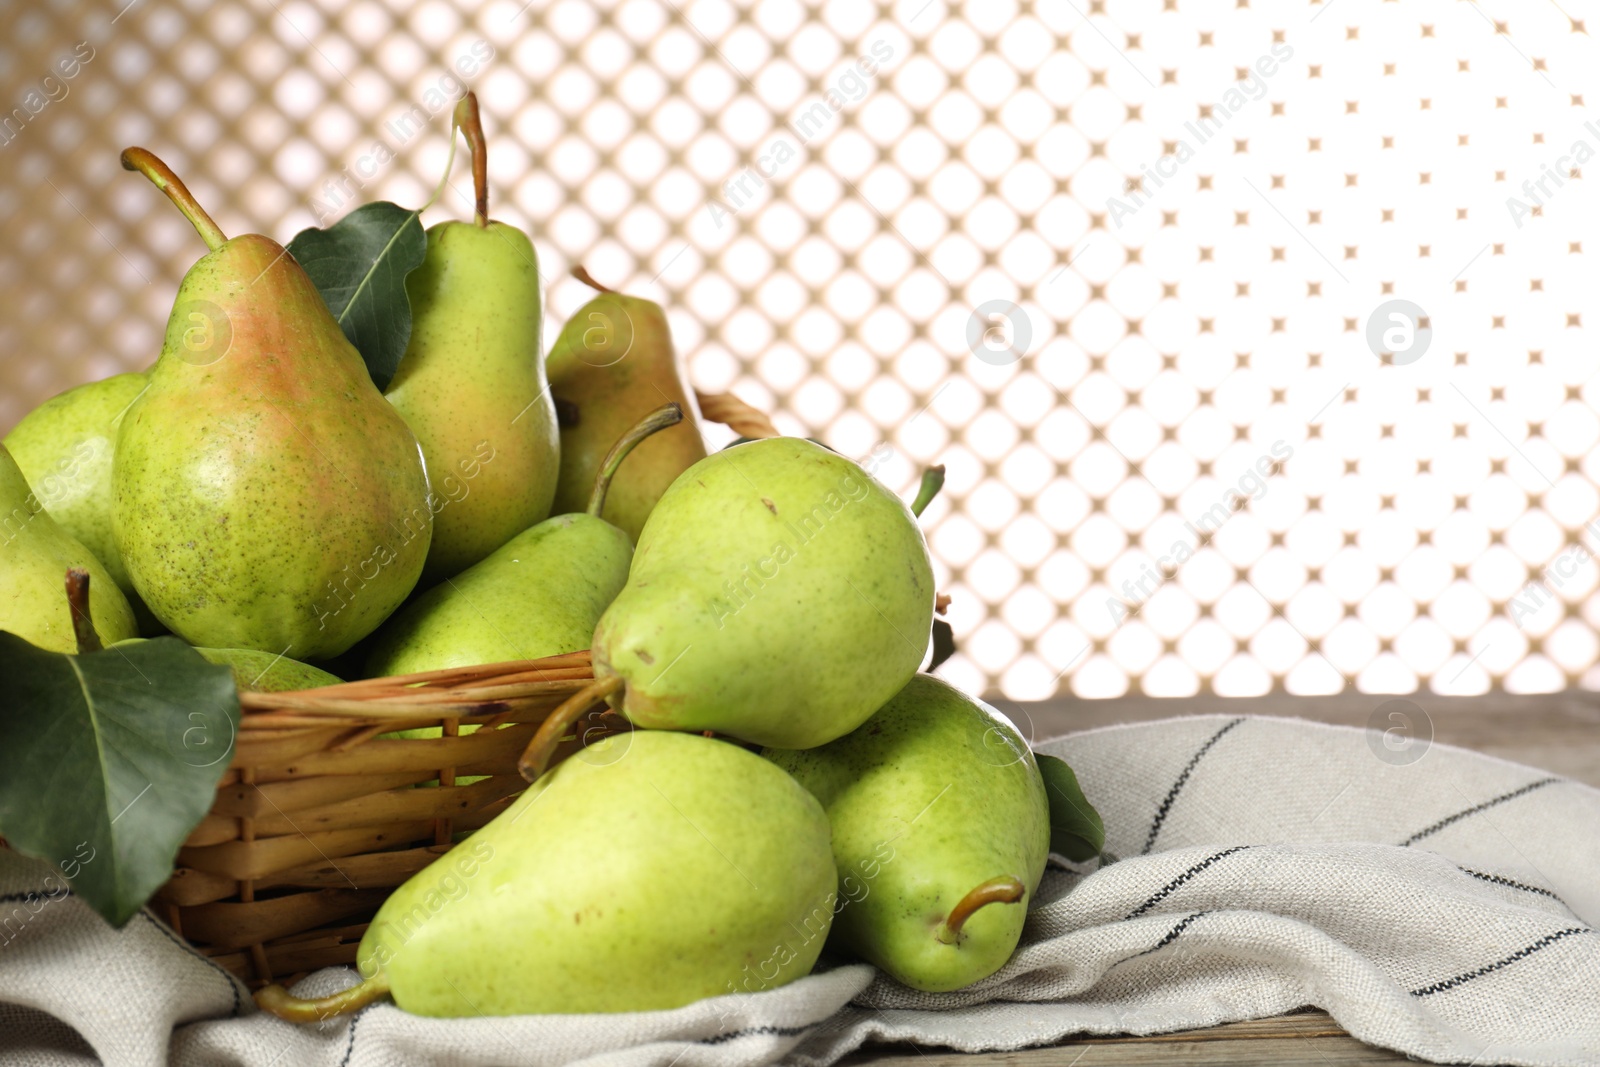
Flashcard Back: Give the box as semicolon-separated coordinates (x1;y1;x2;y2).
516;674;624;782
454;91;489;228
64;569;101;655
571;265;614;294
587;403;684;517
935;876;1026;945
911;465;946;518
254;975;392;1023
120;148;228;252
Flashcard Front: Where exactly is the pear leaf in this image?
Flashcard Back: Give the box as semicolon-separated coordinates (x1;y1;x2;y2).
288;201;427;390
927;618;956;672
1036;753;1105;861
0;634;239;926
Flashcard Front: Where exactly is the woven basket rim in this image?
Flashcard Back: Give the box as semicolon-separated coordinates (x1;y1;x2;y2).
237;650;596;726
164;391;777;987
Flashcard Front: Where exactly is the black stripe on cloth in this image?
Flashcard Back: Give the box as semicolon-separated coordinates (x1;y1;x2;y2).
1399;777;1561;847
1409;927;1594;997
1110;909;1215;971
1126;846;1254;919
1458;867;1569;906
701;1023;816;1045
138;911;244;1017
1142;718;1246;854
0;888;73;905
1148;910;1209;953
337;1003;377;1067
0;888;74;950
336;1004;385;1062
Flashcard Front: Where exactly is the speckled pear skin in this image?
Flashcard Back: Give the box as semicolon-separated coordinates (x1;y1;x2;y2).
111;639;342;692
5;372;148;598
112;233;433;660
355;731;838;1016
763;674;1050;992
385;222;560;584
0;445;138;652
546;292;706;543
195;646;343;692
365;512;632;676
592;436;934;749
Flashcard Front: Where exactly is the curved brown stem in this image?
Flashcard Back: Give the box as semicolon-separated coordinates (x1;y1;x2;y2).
453;92;489;227
588;403;683;517
254;974;391;1023
516;674;624;781
935;876;1026;945
571;265;613;293
120;148;228;252
64;568;101;655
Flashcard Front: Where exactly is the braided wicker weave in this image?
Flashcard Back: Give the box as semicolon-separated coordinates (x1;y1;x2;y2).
159;392;776;985
157;652;612;984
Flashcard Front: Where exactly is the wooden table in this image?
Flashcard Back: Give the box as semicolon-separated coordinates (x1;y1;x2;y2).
845;689;1600;1066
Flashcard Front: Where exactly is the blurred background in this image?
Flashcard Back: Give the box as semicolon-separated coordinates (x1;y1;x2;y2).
2;0;1597;701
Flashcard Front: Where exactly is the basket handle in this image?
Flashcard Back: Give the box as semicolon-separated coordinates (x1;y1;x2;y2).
694;391;778;439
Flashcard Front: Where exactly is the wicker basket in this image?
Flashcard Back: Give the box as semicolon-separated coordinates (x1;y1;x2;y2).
153;391;780;985
156;651;616;985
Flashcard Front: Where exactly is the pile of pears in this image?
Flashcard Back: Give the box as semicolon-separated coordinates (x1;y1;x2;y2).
1;95;1099;1020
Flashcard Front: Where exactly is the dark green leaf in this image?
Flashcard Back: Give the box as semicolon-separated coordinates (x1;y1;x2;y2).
1037;753;1105;861
0;634;239;926
926;618;956;672
288;201;427;390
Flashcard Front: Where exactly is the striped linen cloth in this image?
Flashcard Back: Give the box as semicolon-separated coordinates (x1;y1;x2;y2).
1;714;1596;1066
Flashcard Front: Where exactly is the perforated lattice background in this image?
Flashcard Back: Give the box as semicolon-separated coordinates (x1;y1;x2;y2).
3;0;1599;699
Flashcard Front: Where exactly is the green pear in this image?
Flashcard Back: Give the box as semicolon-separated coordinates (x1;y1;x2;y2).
366;404;683;677
112;148;432;660
111;639;342;693
587;436;934;749
363;505;625;674
5;372;148;598
369;403;680;791
384;94;559;585
764;674;1051;992
546;267;706;543
0;445;137;652
256;730;837;1019
194;646;342;692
